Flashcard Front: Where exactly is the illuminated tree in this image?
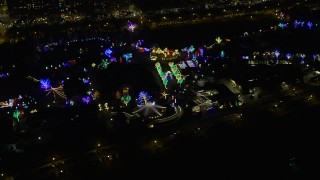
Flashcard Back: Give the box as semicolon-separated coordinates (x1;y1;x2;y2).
82;96;91;104
110;57;117;62
105;48;112;58
138;91;152;105
40;78;51;90
307;21;313;29
12;109;25;132
13;110;20;122
161;91;169;99
300;54;306;62
127;22;137;32
220;51;225;58
199;48;204;57
82;78;89;84
121;95;132;106
215;37;222;44
173;49;180;56
274;50;280;60
98;59;110;69
313;54;319;61
104;103;110;110
188;45;195;53
156;48;163;54
93;91;101;100
123;53;133;63
293;20;299;28
286;53;292;60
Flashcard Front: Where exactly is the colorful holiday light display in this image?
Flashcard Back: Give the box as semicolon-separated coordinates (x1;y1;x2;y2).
123;53;133;63
155;62;168;88
104;48;112;58
13;110;20;122
40;78;51;90
278;23;287;29
215;37;222;44
161;91;169;99
81;96;91;104
38;36;110;53
82;78;90;84
0;72;9;78
92;91;101;100
307;21;313;29
286;53;292;60
0;95;37;111
46;85;67;100
274;50;280;59
3;15;320;133
127;22;137;32
98;59;110;69
44;60;77;70
220;51;225;58
121;94;132;106
66;99;75;106
199;48;204;57
133;91;166;118
187;45;195;55
0;101;10;108
293;20;299;28
168;62;184;85
137;91;152;105
151;48;180;60
299;54;305;60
